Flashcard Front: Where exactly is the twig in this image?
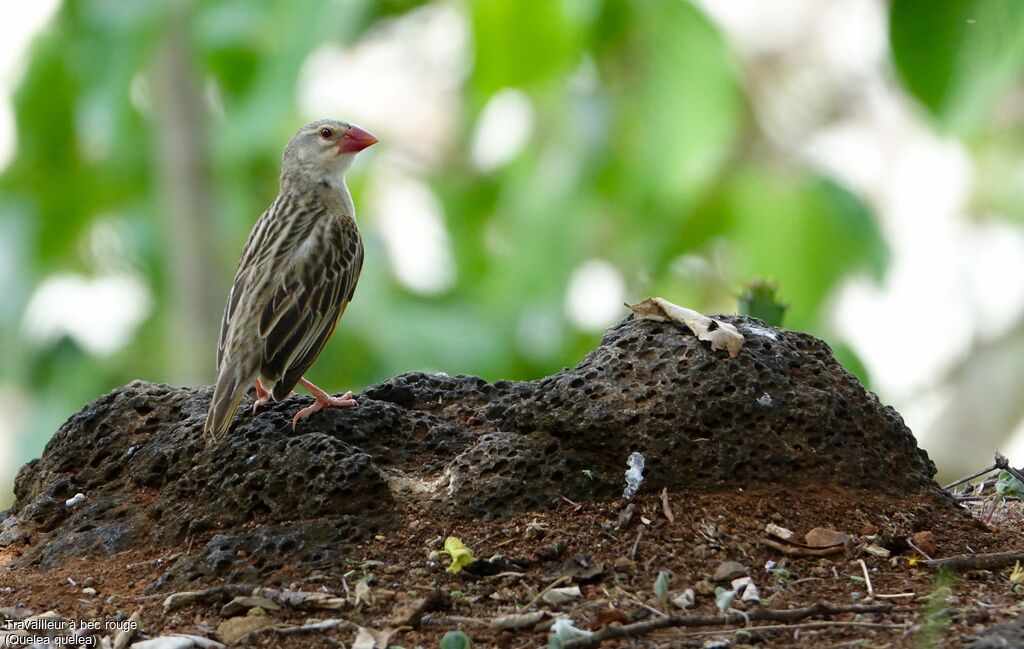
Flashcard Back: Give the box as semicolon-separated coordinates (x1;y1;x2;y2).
680;620;907;639
660;488;675;524
163;584;260;611
630;527;644;561
271;619;356;636
560;602;891;649
857;560;873;598
431;615;490;627
239;617;357;644
943;463;998;491
922;550;1024;572
613;586;668;618
484;571;527;580
875;592;916;599
125;552;183;570
163;584;347;612
519;575;571;611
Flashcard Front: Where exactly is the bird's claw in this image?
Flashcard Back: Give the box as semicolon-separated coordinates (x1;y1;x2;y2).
252;395;271;415
291;390;357;430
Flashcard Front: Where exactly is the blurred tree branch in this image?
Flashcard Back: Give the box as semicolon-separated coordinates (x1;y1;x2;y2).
151;0;219;384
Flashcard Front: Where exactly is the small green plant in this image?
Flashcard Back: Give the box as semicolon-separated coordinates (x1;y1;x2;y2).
738;279;788;327
653;570;671;608
996;471;1024;498
714;586;736;614
915;570;956;649
440;631;471;649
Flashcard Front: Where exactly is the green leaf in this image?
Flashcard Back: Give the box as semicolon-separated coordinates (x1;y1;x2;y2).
440;631;471;649
598;1;741;219
738;280;787;327
653;570;670;604
689;168;888;329
469;0;581;96
890;0;1024;133
996;470;1024;499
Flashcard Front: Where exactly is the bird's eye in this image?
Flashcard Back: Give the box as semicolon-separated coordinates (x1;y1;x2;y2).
319;127;334;140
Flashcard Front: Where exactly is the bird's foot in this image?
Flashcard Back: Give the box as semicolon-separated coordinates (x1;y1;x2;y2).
291;377;357;430
252;378;272;414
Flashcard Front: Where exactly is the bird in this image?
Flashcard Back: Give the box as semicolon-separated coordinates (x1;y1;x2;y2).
204;119;378;441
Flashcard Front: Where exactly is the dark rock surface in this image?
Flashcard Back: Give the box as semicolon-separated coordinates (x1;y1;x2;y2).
2;315;938;587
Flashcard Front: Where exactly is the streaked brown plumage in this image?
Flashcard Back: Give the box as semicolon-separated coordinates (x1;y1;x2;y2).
204;119;378;440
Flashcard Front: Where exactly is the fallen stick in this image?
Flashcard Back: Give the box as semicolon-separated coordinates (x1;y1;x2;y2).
560;602;891;649
163;584;346;612
660;488;675;525
519;575;571;611
857;559;874;598
267;618;355;636
921;550;1024;572
680;619;907;639
163;584;260;611
942;463;998;491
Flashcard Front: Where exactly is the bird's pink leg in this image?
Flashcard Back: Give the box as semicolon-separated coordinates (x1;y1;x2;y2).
252;378;272;414
291;377;357;429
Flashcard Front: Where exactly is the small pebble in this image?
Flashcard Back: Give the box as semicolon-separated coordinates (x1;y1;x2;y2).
694;580;716;596
82;587;97;596
712;561;747;582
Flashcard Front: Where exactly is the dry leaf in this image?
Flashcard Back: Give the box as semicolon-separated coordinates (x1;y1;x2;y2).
626;297;744;357
352;626;394;649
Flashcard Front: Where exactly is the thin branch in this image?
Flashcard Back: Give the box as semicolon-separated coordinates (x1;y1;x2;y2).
922;550;1024;572
857;559;873;598
630;527;644;561
942;463;998;491
519;575;571;611
269;618;355;636
680;619;908;639
660;488;675;524
561;602;892;649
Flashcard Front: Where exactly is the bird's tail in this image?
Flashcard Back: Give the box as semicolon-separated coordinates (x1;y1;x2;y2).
204;365;251;441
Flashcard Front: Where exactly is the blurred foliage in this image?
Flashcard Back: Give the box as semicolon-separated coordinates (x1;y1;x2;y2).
1;0;1022;488
738;280;787;328
890;0;1024;135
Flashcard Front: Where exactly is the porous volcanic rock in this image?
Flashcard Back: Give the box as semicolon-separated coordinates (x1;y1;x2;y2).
2;315;938;586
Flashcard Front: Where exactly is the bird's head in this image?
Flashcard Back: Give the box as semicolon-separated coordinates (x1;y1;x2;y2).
282;119;378;187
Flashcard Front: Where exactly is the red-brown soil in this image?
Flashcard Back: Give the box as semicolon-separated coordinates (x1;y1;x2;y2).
3;485;1023;648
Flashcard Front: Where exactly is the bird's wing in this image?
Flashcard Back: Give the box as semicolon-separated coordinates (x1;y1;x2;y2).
216;195;325;369
259;217;364;401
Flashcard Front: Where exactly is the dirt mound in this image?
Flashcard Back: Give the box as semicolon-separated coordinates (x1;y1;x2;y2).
2;316;938;589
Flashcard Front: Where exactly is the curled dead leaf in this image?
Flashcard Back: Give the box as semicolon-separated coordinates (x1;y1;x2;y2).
626;298;744;357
